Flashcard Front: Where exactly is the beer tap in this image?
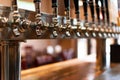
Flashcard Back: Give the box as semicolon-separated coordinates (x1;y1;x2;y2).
95;0;102;37
100;0;108;38
82;0;90;37
10;0;31;37
62;0;72;37
33;0;45;36
89;0;96;37
10;0;21;37
104;0;113;37
49;0;60;38
105;0;109;25
89;0;95;23
73;0;82;37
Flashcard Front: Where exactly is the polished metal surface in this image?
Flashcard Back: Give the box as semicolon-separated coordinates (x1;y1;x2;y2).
94;65;120;80
0;5;118;40
1;41;21;80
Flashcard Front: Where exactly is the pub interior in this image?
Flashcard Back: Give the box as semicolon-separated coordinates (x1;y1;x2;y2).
0;0;120;80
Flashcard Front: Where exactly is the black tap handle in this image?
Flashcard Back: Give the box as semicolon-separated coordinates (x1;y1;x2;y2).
34;0;41;2
34;0;41;14
105;0;110;24
83;0;88;21
89;0;95;22
95;0;100;23
64;0;70;11
12;0;18;10
12;0;17;5
100;0;105;22
73;0;79;14
52;0;58;8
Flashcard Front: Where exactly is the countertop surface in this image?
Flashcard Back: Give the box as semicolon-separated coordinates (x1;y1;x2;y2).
21;59;97;80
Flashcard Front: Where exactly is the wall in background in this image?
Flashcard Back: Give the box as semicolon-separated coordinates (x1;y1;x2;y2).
20;39;77;56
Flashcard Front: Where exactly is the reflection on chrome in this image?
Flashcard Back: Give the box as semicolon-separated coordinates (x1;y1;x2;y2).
0;1;119;39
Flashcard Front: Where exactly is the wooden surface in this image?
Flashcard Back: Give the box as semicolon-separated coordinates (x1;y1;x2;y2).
21;59;97;80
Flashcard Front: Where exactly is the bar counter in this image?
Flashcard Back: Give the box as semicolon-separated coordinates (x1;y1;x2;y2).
21;59;96;80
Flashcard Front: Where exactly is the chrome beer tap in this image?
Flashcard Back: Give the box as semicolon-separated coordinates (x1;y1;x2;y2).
95;0;103;37
100;0;108;38
10;0;31;37
33;0;45;36
49;0;60;38
10;0;21;37
62;0;72;38
82;0;90;37
73;0;83;37
89;0;96;37
104;0;112;37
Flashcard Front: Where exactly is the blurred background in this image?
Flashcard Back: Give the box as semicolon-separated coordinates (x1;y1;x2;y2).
20;39;77;70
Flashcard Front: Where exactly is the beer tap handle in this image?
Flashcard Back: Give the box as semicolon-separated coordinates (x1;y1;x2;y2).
64;0;70;19
100;0;105;23
95;0;100;23
51;0;58;17
73;0;80;21
52;0;58;8
105;0;110;24
11;0;21;36
34;0;41;3
64;0;70;11
83;0;88;22
33;0;43;36
34;0;41;14
12;0;18;11
89;0;95;22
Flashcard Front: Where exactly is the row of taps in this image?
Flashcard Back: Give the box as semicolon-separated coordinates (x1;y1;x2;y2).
0;0;119;39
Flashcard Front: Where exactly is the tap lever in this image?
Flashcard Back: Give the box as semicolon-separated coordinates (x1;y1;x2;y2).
83;0;88;22
100;0;105;23
34;0;41;14
51;0;58;17
64;0;70;11
105;0;110;24
34;0;41;2
73;0;80;21
12;0;18;11
95;0;100;23
89;0;95;22
52;0;58;7
64;0;70;20
73;0;79;14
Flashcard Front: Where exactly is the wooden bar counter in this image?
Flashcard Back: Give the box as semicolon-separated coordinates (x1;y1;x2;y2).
21;59;96;80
